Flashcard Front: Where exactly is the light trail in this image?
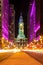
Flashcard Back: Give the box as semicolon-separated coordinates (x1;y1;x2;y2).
13;48;21;53
0;49;21;53
22;49;43;53
0;48;43;53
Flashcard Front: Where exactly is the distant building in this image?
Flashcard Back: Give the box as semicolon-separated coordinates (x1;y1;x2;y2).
16;13;27;47
9;4;15;43
17;13;26;39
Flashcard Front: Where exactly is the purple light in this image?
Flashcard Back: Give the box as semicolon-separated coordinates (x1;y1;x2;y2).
35;25;40;32
30;1;35;16
2;31;8;36
28;0;40;42
2;34;8;40
2;26;8;34
29;0;36;41
2;0;9;40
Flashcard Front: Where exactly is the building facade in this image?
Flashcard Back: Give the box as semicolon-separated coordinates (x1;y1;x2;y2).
0;0;2;48
0;0;15;48
9;4;15;43
40;0;43;35
35;0;40;40
27;0;40;42
2;0;9;40
0;0;9;48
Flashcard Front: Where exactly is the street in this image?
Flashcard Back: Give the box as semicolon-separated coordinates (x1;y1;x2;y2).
0;50;42;65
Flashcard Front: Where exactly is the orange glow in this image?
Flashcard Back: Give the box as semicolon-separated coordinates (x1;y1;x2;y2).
23;49;43;53
0;49;21;53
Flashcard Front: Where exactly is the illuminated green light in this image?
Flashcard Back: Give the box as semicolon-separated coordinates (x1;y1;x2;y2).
17;13;26;39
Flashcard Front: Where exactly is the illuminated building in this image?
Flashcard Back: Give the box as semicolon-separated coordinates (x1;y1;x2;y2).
2;0;9;40
0;0;15;48
9;4;15;43
0;0;10;48
27;0;36;42
27;0;40;42
17;13;25;39
16;13;27;47
35;0;40;40
0;0;2;48
0;0;9;48
40;0;43;35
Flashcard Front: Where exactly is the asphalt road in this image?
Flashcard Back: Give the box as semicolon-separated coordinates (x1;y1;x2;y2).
0;51;42;65
24;50;43;64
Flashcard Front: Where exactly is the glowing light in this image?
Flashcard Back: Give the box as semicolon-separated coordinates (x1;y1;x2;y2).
2;34;8;40
2;0;9;40
13;49;21;53
0;14;1;16
17;13;26;39
34;39;36;42
30;1;35;16
23;49;43;53
2;37;4;40
2;26;8;34
29;0;36;41
40;35;42;39
0;49;21;53
35;25;40;32
20;23;23;26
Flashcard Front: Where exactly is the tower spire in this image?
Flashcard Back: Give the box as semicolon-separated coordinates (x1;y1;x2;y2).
17;12;25;39
19;12;23;23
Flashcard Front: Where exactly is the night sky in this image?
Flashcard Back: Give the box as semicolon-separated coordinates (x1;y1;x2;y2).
9;0;30;37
